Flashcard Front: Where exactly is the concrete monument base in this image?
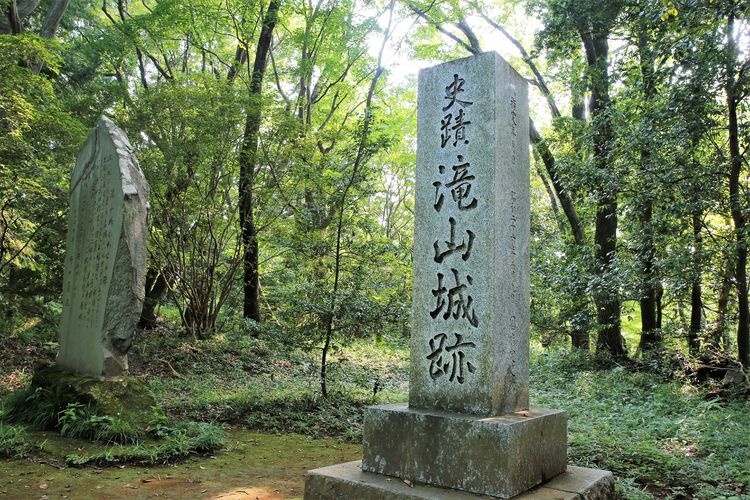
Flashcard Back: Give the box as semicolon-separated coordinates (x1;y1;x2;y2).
304;461;614;499
362;404;567;498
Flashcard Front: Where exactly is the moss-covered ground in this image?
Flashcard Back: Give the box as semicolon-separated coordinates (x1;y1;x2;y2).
0;430;359;499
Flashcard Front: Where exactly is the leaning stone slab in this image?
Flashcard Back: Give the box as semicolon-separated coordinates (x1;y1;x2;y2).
361;404;566;498
304;461;614;499
57;116;149;378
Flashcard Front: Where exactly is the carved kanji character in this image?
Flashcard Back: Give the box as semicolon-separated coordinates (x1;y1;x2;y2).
443;73;473;112
427;332;477;383
433;217;474;263
430;268;479;327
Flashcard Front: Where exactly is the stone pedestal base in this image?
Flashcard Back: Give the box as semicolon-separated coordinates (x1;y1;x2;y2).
304;461;614;499
361;404;567;498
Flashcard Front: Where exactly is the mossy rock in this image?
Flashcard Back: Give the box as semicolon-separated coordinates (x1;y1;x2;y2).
29;363;164;431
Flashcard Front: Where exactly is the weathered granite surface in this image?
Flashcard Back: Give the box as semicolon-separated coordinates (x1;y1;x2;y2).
57;116;149;377
361;404;566;498
410;51;530;416
304;462;614;500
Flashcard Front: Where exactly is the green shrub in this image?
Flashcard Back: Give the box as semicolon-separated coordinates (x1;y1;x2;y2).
0;422;28;458
57;402;143;444
63;421;226;466
3;386;65;429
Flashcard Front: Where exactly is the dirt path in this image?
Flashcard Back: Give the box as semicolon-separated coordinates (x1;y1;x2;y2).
0;431;361;499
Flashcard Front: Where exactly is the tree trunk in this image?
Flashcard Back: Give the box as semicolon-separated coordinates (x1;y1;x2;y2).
469;14;593;350
0;0;40;34
319;0;394;396
533;151;562;229
688;211;702;355
239;0;280;322
714;257;733;349
39;0;69;38
0;0;67;37
636;29;660;352
638;200;660;351
594;195;623;356
726;11;749;367
582;31;626;357
138;269;169;329
529;120;585;246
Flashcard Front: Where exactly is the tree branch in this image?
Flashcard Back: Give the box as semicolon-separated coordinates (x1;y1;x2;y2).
407;2;479;55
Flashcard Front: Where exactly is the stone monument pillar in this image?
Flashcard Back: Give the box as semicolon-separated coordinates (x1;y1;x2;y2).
57;117;150;378
304;52;614;499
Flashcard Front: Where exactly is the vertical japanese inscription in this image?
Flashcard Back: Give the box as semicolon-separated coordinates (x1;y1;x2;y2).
412;52;530;416
509;94;519;333
427;73;478;385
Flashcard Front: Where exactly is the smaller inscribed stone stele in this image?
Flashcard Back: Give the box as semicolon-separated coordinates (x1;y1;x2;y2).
57;117;149;378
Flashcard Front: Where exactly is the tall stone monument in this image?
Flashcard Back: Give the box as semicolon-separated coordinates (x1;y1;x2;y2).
305;52;614;498
57;117;149;378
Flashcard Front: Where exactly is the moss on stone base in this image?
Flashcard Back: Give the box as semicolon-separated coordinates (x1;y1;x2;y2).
3;363;164;442
30;363;163;431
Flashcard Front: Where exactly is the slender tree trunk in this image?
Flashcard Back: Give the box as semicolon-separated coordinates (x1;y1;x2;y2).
461;14;593;350
582;31;625;357
636;30;660;352
638;201;661;351
688;211;702;355
529;121;585;245
714;257;733;349
656;284;663;329
138;269;169;329
529;121;590;350
726;11;749;367
1;0;69;49
239;0;280;322
0;0;40;34
533;151;562;229
39;0;69;38
320;0;394;396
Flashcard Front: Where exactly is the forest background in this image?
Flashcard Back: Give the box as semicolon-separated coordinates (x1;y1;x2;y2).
0;0;749;498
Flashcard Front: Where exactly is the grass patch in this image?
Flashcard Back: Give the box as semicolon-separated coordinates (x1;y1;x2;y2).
0;422;29;458
139;332;409;443
532;350;750;499
2;385;156;444
1;371;226;465
63;421;226;466
137;332;749;498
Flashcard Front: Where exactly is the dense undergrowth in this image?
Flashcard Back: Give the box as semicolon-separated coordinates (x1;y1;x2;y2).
0;388;226;467
1;326;748;499
531;351;749;499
